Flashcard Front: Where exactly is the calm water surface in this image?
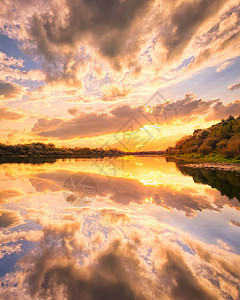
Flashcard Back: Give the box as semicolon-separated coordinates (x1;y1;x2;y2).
0;156;240;299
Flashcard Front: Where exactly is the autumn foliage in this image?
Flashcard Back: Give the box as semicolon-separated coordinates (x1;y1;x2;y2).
166;116;240;158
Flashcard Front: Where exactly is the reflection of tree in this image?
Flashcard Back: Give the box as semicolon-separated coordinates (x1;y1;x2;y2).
175;163;240;201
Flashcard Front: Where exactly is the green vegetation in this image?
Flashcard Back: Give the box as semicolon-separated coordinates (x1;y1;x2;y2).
0;142;124;161
167;153;240;164
166;115;240;163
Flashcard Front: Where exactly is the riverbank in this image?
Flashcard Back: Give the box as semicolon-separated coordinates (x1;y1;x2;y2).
165;154;240;173
166;153;240;164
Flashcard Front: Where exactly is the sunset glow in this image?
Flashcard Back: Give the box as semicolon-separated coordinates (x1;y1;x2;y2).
0;0;240;149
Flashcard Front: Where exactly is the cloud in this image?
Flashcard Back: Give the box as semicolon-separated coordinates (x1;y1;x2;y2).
159;0;226;60
30;169;240;216
32;94;219;139
31;118;63;132
0;194;239;299
0;107;25;121
28;84;84;103
183;6;240;72
29;0;154;69
229;81;240;90
206;100;240;121
0;51;24;68
230;220;240;228
0;80;23;100
101;85;131;102
0;0;238;100
0;0;239;97
0;189;22;203
68;107;79;116
216;60;233;72
0;209;22;228
23;218;218;300
8;211;235;299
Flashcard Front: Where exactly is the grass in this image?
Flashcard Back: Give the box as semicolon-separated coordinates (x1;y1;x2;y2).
166;153;240;164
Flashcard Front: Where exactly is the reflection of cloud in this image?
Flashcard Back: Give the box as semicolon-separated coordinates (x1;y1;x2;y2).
0;230;43;259
27;238;149;299
100;209;131;225
30;170;240;216
1;210;238;299
0;209;22;228
0;189;22;203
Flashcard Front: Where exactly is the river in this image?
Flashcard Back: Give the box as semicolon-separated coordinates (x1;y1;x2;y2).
0;156;239;299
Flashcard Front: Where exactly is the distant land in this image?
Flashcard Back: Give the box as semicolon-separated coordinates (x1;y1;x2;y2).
0;142;164;164
0;143;124;161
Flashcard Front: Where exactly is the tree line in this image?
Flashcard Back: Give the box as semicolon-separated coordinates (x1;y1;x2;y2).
166;115;240;158
0;142;124;158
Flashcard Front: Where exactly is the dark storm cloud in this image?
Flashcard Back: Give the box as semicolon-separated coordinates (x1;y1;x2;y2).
32;95;219;139
0;80;23;100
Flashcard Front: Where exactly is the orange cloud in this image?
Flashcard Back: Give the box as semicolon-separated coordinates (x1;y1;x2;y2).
0;80;23;101
0;107;25;121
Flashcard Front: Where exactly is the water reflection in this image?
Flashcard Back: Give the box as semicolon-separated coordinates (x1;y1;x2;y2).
30;169;240;216
0;157;240;299
176;164;240;201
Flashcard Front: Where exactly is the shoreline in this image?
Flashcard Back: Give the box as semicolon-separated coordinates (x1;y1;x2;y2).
165;154;240;164
165;155;240;173
181;162;240;173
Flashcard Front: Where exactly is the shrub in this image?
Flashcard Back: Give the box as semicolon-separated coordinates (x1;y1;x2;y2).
199;145;212;155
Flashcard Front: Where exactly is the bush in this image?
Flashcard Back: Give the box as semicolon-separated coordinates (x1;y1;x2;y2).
216;140;228;156
227;135;240;157
199;145;212;155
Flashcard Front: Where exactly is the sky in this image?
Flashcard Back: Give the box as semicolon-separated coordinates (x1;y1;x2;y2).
0;0;240;150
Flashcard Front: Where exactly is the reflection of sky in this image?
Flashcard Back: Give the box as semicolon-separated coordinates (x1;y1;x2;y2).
0;157;240;299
